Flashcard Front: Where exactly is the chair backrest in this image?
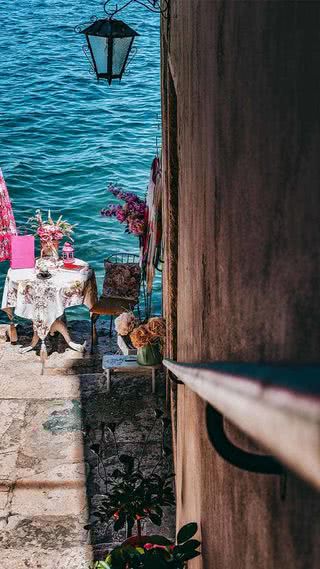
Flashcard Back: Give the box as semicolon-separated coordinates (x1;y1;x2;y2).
102;253;141;301
105;253;140;265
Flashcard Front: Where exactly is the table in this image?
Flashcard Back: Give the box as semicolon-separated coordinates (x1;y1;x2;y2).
1;259;97;362
102;353;162;393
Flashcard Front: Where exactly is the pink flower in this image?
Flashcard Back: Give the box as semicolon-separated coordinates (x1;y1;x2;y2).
143;544;169;552
128;217;145;236
101;206;114;217
116;207;128;223
108;184;122;198
102;184;147;238
114;312;136;335
37;225;63;242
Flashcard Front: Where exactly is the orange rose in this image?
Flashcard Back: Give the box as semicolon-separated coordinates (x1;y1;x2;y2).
147;317;166;338
130;324;152;348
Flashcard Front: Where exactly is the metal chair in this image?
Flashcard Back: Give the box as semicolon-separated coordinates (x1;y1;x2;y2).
90;253;144;352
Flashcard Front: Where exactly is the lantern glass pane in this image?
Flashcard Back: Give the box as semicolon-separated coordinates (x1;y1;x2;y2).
88;35;109;74
112;36;132;76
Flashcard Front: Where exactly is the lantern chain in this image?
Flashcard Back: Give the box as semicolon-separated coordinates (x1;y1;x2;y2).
103;0;169;19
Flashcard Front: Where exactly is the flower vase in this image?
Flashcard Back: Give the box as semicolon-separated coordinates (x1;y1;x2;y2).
41;239;60;258
137;343;162;366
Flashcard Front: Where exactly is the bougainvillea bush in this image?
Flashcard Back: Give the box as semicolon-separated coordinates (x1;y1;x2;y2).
101;184;147;236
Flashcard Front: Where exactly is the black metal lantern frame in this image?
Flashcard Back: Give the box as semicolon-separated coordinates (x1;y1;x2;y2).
81;18;139;84
76;0;168;85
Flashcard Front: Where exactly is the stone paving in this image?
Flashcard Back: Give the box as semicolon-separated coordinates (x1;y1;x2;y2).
0;320;174;569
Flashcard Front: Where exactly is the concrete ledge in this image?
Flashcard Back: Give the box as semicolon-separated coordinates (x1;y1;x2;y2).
163;360;320;490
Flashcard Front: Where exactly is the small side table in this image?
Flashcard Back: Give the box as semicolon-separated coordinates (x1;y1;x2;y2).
102;354;162;393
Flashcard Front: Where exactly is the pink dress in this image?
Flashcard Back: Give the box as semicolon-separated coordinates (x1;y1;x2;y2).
0;168;17;262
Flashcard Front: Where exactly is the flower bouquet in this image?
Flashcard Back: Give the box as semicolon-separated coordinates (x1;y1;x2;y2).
115;313;166;364
130;317;166;366
101;184;147;238
29;209;75;258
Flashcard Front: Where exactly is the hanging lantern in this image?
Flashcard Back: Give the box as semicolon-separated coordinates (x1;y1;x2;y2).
62;242;75;265
80;19;139;84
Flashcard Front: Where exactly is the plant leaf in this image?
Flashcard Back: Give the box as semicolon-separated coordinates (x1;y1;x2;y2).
145;535;172;546
112;469;123;478
135;547;145;555
180;539;201;552
107;422;117;433
149;512;162;526
90;444;100;455
177;522;198;544
95;562;111;569
183;550;201;561
119;454;133;463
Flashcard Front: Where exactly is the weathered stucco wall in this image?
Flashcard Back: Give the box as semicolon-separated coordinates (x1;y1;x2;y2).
162;1;320;568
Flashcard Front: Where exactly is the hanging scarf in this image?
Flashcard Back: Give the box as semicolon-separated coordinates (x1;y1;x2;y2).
143;156;163;294
0;168;17;262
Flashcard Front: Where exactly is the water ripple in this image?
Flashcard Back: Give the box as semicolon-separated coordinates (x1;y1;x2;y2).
0;0;161;321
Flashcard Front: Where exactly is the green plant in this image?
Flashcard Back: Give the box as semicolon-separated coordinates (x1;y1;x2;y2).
85;409;175;539
91;522;201;569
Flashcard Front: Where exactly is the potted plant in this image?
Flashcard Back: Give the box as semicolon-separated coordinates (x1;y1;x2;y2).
115;313;166;365
85;410;174;542
91;522;201;568
130;317;166;366
29;209;75;258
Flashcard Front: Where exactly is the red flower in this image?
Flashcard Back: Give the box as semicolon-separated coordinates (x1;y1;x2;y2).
113;511;120;520
143;544;168;552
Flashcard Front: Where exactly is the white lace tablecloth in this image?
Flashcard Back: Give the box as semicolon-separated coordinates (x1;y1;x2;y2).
1;260;98;339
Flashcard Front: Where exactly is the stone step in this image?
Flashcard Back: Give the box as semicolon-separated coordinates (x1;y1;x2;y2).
0;374;82;399
0;361;102;378
0;545;93;569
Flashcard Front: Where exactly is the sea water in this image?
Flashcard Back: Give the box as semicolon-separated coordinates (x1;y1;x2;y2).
0;0;161;323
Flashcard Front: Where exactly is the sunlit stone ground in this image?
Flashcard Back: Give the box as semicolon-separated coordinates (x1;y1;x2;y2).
0;321;174;568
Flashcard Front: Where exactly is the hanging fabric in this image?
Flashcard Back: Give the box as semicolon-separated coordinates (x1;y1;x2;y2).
0;168;17;262
143;156;163;295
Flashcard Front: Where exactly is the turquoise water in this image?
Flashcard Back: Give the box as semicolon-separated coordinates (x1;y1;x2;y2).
0;0;161;322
